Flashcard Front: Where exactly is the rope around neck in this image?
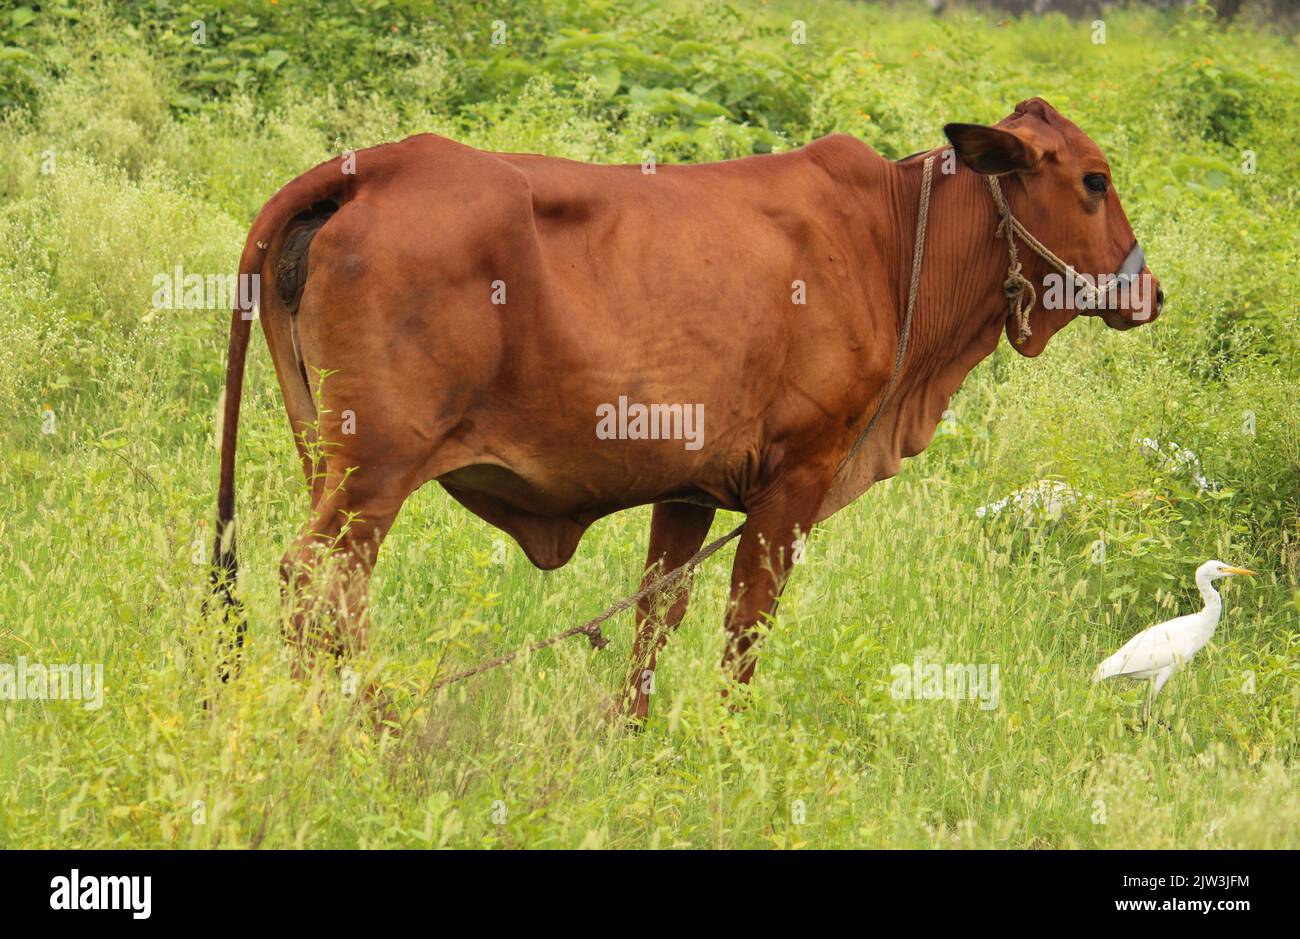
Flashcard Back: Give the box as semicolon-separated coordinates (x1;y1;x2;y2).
844;153;936;463
984;174;1103;344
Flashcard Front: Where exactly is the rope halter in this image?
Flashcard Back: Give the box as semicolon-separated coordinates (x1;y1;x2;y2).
842;154;1146;467
983;174;1118;344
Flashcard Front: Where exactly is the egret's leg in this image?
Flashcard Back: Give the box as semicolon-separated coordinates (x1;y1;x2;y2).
1148;667;1175;730
1151;666;1175;698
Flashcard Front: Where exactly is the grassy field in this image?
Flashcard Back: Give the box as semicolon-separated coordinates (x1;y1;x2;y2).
0;0;1297;848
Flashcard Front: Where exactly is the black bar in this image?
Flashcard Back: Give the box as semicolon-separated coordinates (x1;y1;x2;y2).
3;850;1283;923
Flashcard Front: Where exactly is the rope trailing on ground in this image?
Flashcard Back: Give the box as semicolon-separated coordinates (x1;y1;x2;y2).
429;522;745;692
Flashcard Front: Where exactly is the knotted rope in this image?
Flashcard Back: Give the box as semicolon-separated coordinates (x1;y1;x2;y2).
984;174;1103;344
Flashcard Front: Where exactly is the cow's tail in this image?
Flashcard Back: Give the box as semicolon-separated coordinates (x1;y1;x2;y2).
209;155;351;680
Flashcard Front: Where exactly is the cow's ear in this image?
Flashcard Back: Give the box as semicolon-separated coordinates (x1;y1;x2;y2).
943;123;1043;175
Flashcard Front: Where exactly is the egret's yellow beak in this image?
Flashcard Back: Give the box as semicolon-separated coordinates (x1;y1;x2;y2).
1224;567;1256;576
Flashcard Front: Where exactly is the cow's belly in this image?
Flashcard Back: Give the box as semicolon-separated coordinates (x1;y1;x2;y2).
434;434;745;518
433;455;739;570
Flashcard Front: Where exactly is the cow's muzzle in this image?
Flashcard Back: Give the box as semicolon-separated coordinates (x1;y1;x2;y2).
1100;242;1162;329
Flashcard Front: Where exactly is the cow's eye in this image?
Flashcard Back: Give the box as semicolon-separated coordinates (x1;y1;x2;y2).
1084;173;1109;195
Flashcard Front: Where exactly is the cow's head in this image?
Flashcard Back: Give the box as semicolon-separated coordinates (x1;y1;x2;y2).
944;98;1161;357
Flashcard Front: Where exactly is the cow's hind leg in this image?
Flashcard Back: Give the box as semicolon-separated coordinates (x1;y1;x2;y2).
618;502;716;723
279;457;410;721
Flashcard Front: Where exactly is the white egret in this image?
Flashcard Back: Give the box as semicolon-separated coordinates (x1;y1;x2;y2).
1092;559;1255;722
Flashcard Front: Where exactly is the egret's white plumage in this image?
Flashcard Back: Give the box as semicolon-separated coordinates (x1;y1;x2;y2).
1093;559;1255;720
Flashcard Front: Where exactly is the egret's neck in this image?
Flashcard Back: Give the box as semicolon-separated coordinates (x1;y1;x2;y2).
1196;575;1223;624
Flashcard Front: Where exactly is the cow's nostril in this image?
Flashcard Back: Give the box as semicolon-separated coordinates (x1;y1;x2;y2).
1155;287;1164;313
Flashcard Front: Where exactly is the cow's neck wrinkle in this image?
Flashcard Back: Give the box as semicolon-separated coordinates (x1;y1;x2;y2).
822;160;1015;518
877;162;1007;443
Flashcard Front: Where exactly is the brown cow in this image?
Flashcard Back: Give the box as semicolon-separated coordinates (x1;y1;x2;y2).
211;98;1160;722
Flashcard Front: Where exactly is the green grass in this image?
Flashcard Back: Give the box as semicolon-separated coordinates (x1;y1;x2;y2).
0;0;1296;848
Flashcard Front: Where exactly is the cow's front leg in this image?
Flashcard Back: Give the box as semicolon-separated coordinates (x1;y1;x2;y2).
722;469;830;690
619;501;717;723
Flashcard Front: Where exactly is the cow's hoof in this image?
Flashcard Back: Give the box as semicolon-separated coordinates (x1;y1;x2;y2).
601;696;646;733
363;682;401;739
